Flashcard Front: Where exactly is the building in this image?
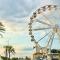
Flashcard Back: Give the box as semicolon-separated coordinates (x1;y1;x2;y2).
32;49;60;60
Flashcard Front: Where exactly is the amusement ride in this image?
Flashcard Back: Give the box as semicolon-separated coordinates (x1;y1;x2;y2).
28;5;60;60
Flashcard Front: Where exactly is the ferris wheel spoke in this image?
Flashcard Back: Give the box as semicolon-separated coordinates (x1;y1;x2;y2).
38;31;51;42
57;33;60;43
49;33;54;50
36;19;52;26
33;27;52;31
46;32;54;48
41;14;54;25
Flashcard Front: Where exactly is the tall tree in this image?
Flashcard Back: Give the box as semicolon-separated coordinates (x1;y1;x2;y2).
4;45;15;60
0;22;5;60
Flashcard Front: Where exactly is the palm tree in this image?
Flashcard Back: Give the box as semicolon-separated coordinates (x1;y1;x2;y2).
4;45;15;60
8;46;15;60
0;22;5;59
0;22;5;37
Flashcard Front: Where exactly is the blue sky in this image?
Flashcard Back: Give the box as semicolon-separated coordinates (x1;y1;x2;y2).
0;0;60;58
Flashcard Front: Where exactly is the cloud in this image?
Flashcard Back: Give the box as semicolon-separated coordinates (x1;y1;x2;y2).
0;0;33;18
0;0;59;20
0;19;27;33
10;44;33;57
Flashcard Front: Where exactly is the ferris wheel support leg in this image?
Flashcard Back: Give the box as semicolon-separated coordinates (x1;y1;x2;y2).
48;33;54;60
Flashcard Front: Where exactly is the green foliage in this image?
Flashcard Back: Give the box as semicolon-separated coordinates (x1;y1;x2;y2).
0;22;5;37
4;45;15;59
25;56;31;60
12;57;19;60
1;56;11;60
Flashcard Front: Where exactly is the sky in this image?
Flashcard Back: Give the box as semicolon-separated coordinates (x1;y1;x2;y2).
0;0;60;58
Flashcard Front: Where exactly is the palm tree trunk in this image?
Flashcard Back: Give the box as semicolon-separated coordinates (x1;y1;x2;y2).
5;48;7;57
9;51;10;60
5;48;8;60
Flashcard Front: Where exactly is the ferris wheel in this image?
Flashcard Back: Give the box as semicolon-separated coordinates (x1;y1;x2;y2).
28;5;60;59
